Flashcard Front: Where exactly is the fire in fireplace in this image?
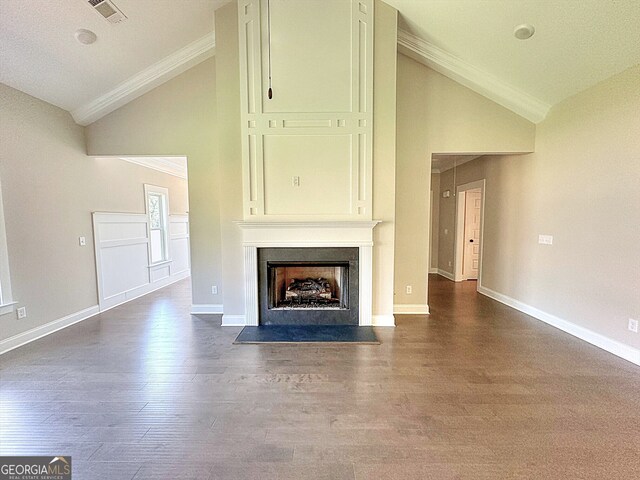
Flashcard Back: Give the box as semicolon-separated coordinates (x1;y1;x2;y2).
258;247;359;325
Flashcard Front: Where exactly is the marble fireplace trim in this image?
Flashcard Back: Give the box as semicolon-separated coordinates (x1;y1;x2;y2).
235;221;380;326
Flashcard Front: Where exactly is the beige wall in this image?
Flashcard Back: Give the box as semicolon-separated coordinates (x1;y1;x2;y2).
86;59;219;307
371;0;397;320
215;2;245;318
395;54;536;307
436;65;640;349
0;83;188;341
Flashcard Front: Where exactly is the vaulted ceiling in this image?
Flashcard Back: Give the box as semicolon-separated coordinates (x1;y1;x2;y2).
1;0;639;125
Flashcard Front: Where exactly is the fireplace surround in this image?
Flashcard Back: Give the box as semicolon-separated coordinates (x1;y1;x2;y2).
258;247;359;325
235;221;379;326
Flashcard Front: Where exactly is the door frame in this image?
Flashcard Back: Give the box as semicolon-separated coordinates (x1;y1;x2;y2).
454;179;486;284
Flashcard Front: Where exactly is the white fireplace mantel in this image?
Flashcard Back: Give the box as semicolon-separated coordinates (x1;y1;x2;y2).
235;221;380;326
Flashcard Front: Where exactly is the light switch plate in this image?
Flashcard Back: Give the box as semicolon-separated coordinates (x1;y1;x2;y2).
538;234;553;245
79;236;86;246
17;307;26;319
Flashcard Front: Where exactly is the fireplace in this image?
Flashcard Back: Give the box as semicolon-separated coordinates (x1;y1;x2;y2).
258;247;359;325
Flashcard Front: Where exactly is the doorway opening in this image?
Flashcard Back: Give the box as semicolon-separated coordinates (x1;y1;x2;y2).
91;156;191;311
454;180;485;283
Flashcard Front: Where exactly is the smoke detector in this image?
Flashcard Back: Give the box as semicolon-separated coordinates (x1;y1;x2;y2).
87;0;127;24
75;29;97;45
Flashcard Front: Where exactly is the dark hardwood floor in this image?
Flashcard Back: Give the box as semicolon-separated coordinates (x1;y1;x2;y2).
1;275;638;479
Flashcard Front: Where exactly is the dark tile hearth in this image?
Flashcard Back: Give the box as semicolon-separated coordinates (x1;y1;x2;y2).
234;325;379;344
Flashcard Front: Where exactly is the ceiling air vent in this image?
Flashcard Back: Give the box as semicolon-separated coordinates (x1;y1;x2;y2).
87;0;127;24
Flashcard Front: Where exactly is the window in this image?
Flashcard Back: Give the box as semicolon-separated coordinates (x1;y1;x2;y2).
145;185;170;265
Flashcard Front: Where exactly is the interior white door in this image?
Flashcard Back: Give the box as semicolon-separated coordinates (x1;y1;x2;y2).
463;189;482;279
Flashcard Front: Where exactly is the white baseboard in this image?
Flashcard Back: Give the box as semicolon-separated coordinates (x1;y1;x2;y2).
437;269;455;281
478;285;640;366
191;304;223;314
371;314;396;326
429;268;438;274
99;270;190;312
0;305;100;355
394;304;430;315
222;315;246;327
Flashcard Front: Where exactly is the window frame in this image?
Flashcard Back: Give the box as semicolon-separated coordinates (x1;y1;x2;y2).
0;178;16;316
144;184;171;266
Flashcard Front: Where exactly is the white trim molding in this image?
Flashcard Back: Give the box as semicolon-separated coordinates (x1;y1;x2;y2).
394;304;430;315
436;269;455;281
478;286;640;366
114;156;188;179
397;29;550;123
72;34;215;126
454;179;486;283
372;315;396;327
0;302;17;316
99;270;190;313
222;315;247;327
429;268;438;274
0;306;100;355
191;304;224;314
235;221;382;327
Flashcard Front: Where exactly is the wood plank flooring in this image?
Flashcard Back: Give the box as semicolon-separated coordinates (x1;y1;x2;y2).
1;275;638;479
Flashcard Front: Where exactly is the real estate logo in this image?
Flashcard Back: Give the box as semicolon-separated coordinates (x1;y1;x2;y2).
0;456;71;480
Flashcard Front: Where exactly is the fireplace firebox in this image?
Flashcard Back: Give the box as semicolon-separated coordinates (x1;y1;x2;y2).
258;248;359;325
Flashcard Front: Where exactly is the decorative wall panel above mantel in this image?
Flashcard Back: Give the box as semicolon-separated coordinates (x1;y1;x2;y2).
238;0;374;220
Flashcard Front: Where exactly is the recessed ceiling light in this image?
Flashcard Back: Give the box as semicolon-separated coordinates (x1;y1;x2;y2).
74;29;97;45
513;23;535;40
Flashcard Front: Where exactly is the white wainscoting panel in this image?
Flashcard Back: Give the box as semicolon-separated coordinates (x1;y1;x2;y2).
93;212;190;311
170;214;191;275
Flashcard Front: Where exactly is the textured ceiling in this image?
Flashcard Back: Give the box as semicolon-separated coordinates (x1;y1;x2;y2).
0;0;225;111
1;0;639;120
387;0;640;106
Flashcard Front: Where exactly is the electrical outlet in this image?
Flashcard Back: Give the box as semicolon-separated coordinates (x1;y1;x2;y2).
79;236;86;246
17;307;27;319
444;229;448;235
629;318;639;333
448;261;452;267
405;285;412;295
211;286;218;295
292;176;300;187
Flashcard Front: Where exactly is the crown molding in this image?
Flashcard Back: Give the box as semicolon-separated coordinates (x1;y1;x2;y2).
72;33;215;126
114;156;187;179
397;29;550;123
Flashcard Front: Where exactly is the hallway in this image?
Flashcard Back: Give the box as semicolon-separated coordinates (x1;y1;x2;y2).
1;276;638;479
